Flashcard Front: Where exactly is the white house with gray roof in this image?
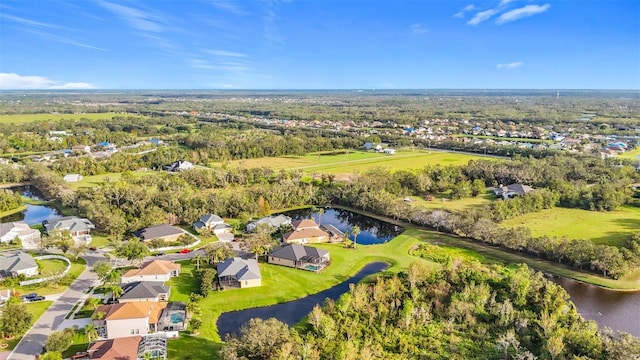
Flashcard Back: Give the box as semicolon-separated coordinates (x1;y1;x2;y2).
217;258;261;288
192;214;231;236
43;216;95;243
0;221;41;244
246;214;292;233
0;252;38;278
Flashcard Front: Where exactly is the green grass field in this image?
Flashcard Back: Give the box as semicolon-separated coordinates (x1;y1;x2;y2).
0;113;145;124
408;192;495;212
619;147;640;160
15;257;86;296
37;258;69;274
212;149;490;174
501;205;640;247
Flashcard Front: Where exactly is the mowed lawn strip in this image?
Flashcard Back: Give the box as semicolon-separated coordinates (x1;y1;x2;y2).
166;228;433;359
500;205;640;247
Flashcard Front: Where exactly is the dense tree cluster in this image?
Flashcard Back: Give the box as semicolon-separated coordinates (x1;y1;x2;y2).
221;261;640;359
0;189;23;213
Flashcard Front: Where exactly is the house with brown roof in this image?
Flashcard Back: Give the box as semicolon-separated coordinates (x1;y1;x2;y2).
88;335;141;359
282;219;329;244
93;301;168;339
121;260;180;284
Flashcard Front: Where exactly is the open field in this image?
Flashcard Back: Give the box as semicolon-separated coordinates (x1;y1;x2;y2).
619;147;640;160
501;205;640;247
211;149;491;173
0;113;146;124
407;192;495;212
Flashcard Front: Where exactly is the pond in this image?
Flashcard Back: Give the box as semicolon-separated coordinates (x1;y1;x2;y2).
282;207;404;245
216;262;389;338
553;277;640;337
0;186;60;225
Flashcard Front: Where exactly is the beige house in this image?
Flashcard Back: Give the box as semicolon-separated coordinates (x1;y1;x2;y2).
135;224;185;243
217;258;261;288
268;244;330;272
121;260;180;284
93;301;168;339
282;219;330;244
0;221;41;244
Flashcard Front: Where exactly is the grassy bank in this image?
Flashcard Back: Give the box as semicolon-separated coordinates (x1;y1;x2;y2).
501;205;640;247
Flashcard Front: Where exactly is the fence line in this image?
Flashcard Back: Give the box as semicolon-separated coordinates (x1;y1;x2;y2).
19;254;71;286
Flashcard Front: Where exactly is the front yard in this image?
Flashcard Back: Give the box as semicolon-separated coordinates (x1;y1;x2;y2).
0;301;53;352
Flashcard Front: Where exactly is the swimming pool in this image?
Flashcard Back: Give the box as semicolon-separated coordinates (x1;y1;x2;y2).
304;264;320;271
170;312;184;324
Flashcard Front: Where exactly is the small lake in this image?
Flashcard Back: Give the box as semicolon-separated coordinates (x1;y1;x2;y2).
283;208;404;245
0;186;60;225
553;277;640;337
217;262;389;338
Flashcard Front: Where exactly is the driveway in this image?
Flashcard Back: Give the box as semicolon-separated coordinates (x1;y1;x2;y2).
8;251;106;360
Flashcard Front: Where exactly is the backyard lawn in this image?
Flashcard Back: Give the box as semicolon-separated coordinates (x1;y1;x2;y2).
407;191;495;212
13;257;86;296
500;205;640;247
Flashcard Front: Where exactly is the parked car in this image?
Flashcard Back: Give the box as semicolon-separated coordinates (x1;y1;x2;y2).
21;293;38;301
153;252;165;257
178;249;192;254
89;246;97;251
29;296;45;302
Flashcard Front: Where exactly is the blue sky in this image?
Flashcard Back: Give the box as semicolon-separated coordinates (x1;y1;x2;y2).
0;0;638;89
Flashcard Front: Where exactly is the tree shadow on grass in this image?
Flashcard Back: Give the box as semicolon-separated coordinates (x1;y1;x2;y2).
167;333;223;360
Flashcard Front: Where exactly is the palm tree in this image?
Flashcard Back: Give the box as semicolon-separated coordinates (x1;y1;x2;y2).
84;323;98;342
86;297;103;311
317;207;325;225
351;226;361;249
191;254;205;270
110;285;124;300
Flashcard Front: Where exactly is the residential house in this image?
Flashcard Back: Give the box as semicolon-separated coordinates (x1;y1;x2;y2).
192;214;231;235
162;160;193;172
383;148;396;155
72;145;92;153
0;252;38;278
363;142;374;150
119;282;170;303
121;260;181;284
88;334;167;360
135;224;185;243
43;216;95;243
268;244;330;272
63;174;83;182
282;219;329;245
0;221;41;244
88;335;142;360
493;184;534;199
217;258;261;288
93;301;168;339
246;214;292;232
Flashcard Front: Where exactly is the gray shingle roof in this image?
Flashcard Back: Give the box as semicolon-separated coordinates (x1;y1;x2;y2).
0;252;38;276
199;214;223;225
217;258;261;281
120;281;169;300
268;244;329;262
43;216;95;234
135;224;184;241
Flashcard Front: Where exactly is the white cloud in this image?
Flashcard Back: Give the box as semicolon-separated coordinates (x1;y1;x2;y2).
467;9;498;25
499;0;513;6
206;50;248;58
208;0;247;16
453;11;465;19
454;4;475;18
0;73;96;89
410;23;429;34
496;4;551;24
496;61;524;69
464;4;475;11
0;13;67;30
98;0;164;32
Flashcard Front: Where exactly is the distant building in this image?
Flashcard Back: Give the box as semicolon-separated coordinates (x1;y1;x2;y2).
246;214;292;232
493;184;534;199
43;216;95;243
162;160;192;172
134;224;185;243
121;260;181;284
382;148;396;155
282;219;330;245
63;174;83;182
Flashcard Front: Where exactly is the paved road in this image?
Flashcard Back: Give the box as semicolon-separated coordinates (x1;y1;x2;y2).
9;251;106;360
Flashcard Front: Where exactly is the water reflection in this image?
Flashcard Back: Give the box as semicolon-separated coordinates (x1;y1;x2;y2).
553;277;640;337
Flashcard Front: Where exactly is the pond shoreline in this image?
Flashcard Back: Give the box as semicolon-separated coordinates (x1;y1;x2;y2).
216;261;389;338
